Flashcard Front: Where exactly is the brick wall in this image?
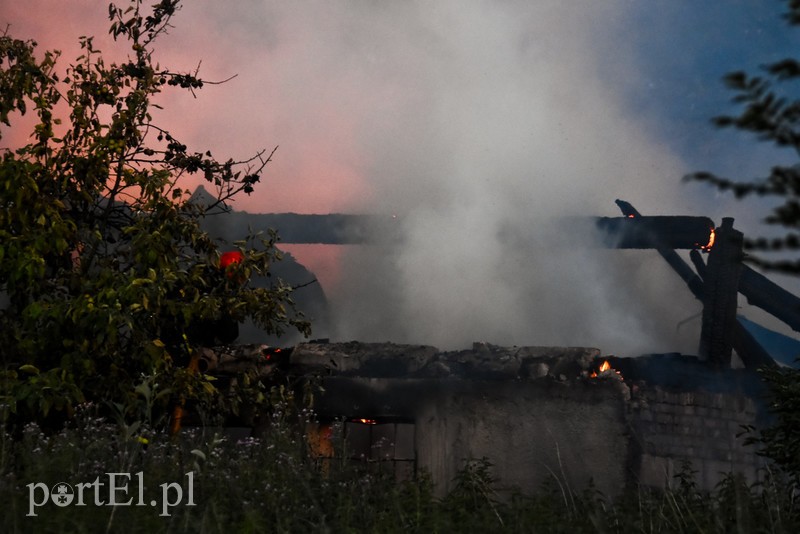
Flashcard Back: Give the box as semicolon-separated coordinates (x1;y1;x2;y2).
630;386;766;490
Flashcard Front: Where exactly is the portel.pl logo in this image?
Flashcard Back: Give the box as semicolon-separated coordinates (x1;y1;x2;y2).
27;472;195;517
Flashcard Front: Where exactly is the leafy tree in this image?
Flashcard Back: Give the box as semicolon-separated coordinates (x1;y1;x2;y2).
0;0;310;428
686;2;800;274
686;0;800;486
746;365;800;486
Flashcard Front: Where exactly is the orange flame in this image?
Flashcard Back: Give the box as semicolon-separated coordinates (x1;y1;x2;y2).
354;418;377;425
590;360;622;379
701;227;716;252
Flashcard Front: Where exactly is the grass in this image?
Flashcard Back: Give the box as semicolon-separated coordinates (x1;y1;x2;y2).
1;405;799;533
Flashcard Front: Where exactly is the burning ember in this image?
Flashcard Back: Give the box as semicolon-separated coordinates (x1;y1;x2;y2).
701;227;716;252
353;418;378;425
590;360;623;379
261;347;282;362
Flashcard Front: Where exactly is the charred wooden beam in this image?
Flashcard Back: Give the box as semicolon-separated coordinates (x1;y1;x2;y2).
611;202;706;298
697;218;744;368
689;249;707;279
616;202;773;369
733;320;780;369
691;249;777;369
595;216;716;250
204;211;399;245
739;264;800;333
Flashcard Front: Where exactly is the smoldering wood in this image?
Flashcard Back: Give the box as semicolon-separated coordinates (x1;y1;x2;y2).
698;218;744;368
611;203;706;298
595;216;716;249
690;249;777;369
616;200;775;369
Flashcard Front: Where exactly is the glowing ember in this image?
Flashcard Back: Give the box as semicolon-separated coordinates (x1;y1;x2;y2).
261;347;283;362
354;418;377;425
701;227;716;252
220;250;244;269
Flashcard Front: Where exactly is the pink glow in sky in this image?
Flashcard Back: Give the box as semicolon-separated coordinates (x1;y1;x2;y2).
3;0;373;215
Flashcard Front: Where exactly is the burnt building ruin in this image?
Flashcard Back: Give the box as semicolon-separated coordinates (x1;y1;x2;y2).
189;194;798;495
201;341;768;496
298;341;770;495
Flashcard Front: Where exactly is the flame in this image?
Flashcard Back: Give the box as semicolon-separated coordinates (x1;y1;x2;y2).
701;227;716;252
590;360;622;379
627;214;635;219
354;418;377;425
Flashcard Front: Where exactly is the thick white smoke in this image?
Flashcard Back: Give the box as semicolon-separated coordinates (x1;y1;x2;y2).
293;0;712;354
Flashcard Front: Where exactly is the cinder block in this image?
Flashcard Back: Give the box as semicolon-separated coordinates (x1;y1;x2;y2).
676;414;701;428
656;412;675;425
693;391;711;407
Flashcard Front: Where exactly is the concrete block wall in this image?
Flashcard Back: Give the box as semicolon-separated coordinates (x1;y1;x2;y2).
285;342;771;495
414;380;630;497
630;386;765;490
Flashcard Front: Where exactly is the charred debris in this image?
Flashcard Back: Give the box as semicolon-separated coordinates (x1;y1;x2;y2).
179;199;799;493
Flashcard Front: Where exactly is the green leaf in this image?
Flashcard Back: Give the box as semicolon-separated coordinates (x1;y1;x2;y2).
18;365;40;375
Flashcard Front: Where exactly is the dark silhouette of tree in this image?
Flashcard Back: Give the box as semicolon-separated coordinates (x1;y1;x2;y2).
686;1;800;274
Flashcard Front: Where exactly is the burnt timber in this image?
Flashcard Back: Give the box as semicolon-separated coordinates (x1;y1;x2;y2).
614;200;798;370
595;215;715;249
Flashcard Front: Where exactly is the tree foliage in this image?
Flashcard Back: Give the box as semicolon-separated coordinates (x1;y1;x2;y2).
686;0;800;487
686;2;800;274
747;365;800;486
0;0;310;427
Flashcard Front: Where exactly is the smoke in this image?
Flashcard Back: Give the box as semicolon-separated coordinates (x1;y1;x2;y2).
5;1;729;355
280;0;709;354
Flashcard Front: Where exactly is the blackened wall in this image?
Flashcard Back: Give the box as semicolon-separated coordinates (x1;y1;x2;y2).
288;341;770;495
